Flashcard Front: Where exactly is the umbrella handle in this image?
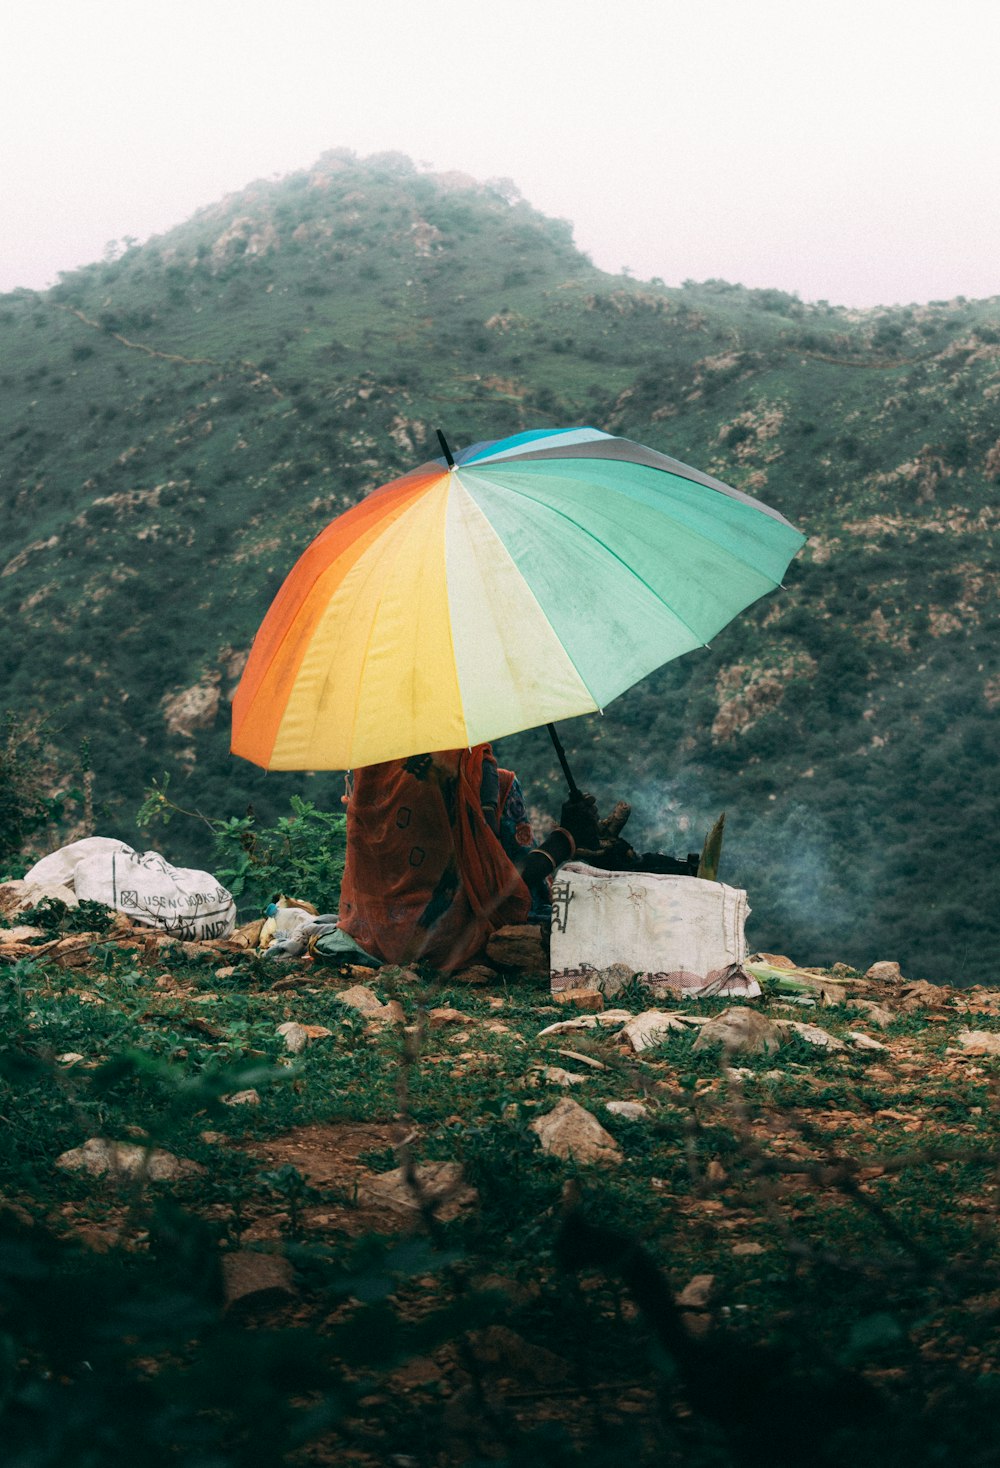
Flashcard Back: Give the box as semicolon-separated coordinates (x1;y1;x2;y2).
547;723;582;801
436;429;455;467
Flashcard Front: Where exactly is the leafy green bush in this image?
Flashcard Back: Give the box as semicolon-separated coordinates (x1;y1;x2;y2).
0;712;75;872
137;780;346;917
15;897;114;937
212;798;346;914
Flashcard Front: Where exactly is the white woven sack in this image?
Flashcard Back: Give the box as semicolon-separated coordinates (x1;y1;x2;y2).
550;861;748;993
23;838;235;941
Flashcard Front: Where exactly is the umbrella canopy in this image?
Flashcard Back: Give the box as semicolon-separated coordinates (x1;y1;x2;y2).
231;426;805;771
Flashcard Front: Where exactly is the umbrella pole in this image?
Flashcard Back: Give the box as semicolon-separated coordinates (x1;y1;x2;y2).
547;722;582;800
436;428;455;467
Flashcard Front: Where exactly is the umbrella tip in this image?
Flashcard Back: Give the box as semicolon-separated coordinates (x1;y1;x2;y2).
436;428;456;468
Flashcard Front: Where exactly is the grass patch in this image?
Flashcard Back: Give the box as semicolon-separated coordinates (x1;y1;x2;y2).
7;933;1000;1463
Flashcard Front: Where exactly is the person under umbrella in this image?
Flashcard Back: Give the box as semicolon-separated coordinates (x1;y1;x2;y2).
337;745;599;972
232;425;805;970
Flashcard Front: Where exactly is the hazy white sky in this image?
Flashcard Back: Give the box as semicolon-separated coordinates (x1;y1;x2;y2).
3;0;999;306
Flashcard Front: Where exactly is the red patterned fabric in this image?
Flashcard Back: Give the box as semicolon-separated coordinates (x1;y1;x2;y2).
338;745;530;971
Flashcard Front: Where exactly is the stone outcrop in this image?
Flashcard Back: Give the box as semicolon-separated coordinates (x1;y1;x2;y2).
692;1006;784;1056
161;676;221;737
486;924;547;973
56;1137;205;1182
529;1098;622;1165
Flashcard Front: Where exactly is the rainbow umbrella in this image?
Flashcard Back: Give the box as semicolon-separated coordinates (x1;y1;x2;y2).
231;426;805;774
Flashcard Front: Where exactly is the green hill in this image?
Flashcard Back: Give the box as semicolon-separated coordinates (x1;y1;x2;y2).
2;149;998;981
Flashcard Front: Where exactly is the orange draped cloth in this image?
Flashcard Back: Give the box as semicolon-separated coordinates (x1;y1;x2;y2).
337;745;531;972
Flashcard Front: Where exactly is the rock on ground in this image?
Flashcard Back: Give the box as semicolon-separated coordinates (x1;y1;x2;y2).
276;1022;308;1053
221;1249;297;1311
56;1137;204;1182
618;1010;689;1053
470;1325;569;1385
866;960;903;982
278;1021;334;1051
360;1161;478;1221
956;1030;1000;1056
591;961;638;996
850;998;895;1028
231;917;266;949
900;980;949;1011
605;1100;648;1120
51;935;99;969
0;925;47;944
335;984;394;1019
539;1066;590;1087
554;989;605;1011
847;1031;886;1051
452;964;495;985
485;924;547;972
428;1006;475;1028
529;1098;623;1165
0;879;79;916
692;1006;784;1056
778;1018;847;1050
676;1273;715;1309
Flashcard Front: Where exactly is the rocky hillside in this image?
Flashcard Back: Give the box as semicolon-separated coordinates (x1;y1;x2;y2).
1;149;998;980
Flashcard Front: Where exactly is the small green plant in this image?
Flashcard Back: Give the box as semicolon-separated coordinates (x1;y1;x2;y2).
211;799;346;912
137;777;346;915
0;958;42;1028
17;896;115;938
610;973;654;1009
357;1145;399;1174
256;1164;321;1236
0;711;73;870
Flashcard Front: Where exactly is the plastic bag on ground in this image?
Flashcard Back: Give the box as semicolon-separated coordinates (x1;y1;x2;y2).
257;903;343;959
310;926;381;968
22;838;236;941
259;903;315;951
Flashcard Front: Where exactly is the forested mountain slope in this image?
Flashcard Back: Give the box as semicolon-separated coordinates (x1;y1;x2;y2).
2;150;997;980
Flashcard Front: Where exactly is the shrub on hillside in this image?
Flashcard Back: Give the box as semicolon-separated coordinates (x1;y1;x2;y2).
137;782;347;916
0;712;69;871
